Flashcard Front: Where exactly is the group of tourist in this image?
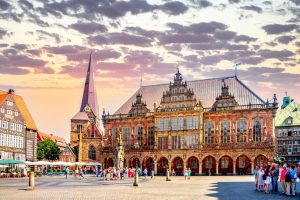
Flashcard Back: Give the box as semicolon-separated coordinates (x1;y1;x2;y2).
254;162;300;196
170;168;192;180
92;166;149;180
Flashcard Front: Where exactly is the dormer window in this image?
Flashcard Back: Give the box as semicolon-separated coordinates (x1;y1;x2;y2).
286;117;293;125
6;101;13;106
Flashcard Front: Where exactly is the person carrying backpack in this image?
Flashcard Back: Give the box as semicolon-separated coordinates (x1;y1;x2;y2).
285;165;292;196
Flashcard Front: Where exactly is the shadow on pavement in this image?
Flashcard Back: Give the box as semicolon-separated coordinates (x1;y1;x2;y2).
206;181;297;200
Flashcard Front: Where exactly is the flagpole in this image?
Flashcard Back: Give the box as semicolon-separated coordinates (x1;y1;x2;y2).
233;62;240;77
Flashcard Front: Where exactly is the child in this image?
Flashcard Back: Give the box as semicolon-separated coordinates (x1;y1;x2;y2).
264;172;271;194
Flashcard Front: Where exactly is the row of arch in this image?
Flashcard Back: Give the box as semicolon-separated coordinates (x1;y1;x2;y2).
104;154;269;175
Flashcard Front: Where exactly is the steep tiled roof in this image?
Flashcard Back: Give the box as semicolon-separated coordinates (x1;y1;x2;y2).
114;76;265;114
275;101;300;126
71;111;89;121
37;132;67;148
0;90;37;130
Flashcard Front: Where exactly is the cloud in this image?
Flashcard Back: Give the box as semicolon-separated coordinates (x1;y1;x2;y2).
0;0;10;10
228;0;240;3
88;32;153;47
0;28;6;39
290;0;300;6
167;21;227;34
159;33;213;44
69;22;107;34
214;30;236;40
240;5;262;13
189;0;213;8
262;24;299;34
36;30;61;43
158;1;188;15
258;49;295;61
275;35;296;44
262;1;272;5
189;41;248;51
234;35;257;43
42;0;188;20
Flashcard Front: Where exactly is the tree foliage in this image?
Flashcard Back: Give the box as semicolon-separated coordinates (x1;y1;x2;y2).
37;139;61;161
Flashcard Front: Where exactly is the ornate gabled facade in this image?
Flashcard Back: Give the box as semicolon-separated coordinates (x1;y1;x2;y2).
275;94;300;164
70;54;103;162
100;70;278;176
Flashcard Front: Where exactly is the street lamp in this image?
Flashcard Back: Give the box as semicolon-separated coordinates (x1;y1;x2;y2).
133;141;140;186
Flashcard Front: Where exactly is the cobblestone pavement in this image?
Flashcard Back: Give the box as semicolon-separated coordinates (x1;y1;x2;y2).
0;175;298;200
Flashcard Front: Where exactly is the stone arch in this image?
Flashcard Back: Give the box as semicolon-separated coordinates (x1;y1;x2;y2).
254;154;268;167
142;156;154;174
104;157;114;168
129;157;140;168
236;155;251;175
172;156;184;175
157;156;168;175
218;155;233;175
186;156;199;176
202;155;216;175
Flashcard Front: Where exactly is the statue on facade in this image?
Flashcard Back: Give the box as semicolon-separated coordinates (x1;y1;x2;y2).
115;130;125;169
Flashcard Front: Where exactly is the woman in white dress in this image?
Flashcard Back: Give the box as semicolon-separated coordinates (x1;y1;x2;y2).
257;166;265;191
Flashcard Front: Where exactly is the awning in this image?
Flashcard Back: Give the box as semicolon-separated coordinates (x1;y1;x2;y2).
0;159;25;165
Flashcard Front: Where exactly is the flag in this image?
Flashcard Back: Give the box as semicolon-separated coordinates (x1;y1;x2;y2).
234;62;241;67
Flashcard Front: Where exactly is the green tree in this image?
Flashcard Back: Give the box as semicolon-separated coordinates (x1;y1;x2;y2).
37;139;61;161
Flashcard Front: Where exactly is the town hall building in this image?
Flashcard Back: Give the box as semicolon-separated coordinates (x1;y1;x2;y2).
70;55;278;175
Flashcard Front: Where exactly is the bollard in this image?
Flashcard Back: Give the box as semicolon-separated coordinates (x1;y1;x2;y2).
133;171;139;186
151;170;154;179
166;169;171;181
27;171;35;191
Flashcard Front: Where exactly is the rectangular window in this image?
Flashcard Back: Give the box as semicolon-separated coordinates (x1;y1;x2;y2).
76;124;83;133
157;119;163;131
0;108;4;113
221;121;230;143
186;117;193;130
0;133;3;146
158;136;168;150
178;117;183;130
204;122;214;144
163;118;169;131
7;110;13;115
6;101;13;106
172;136;182;149
122;127;131;146
185;134;199;148
2;121;8;129
193;116;199;129
171;118;177;131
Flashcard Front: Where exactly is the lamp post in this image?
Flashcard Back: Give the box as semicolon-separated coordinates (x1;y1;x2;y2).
133;142;140;186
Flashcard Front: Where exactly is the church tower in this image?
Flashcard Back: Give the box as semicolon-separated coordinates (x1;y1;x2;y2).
70;54;102;162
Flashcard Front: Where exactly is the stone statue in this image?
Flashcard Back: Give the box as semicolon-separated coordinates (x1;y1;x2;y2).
115;130;125;169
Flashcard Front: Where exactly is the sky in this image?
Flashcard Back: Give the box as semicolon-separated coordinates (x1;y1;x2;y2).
0;0;299;142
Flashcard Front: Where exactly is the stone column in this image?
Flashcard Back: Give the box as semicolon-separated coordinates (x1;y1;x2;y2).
168;133;172;149
216;162;219;175
154;160;157;175
199;161;202;175
251;161;254;174
233;159;236;175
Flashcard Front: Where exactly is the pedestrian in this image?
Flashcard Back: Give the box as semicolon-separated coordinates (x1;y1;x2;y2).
271;164;279;193
79;168;85;180
286;165;296;196
172;168;176;176
143;168;148;179
65;167;69;179
280;165;287;194
257;166;264;191
184;168;188;180
264;171;271;194
188;168;191;180
253;166;259;190
84;166;87;176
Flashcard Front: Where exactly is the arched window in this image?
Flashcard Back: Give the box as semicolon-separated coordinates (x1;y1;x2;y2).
204;122;214;144
88;145;96;160
148;126;155;146
135;126;143;146
237;120;247;143
253;119;261;142
221;121;230;143
122;127;130;147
